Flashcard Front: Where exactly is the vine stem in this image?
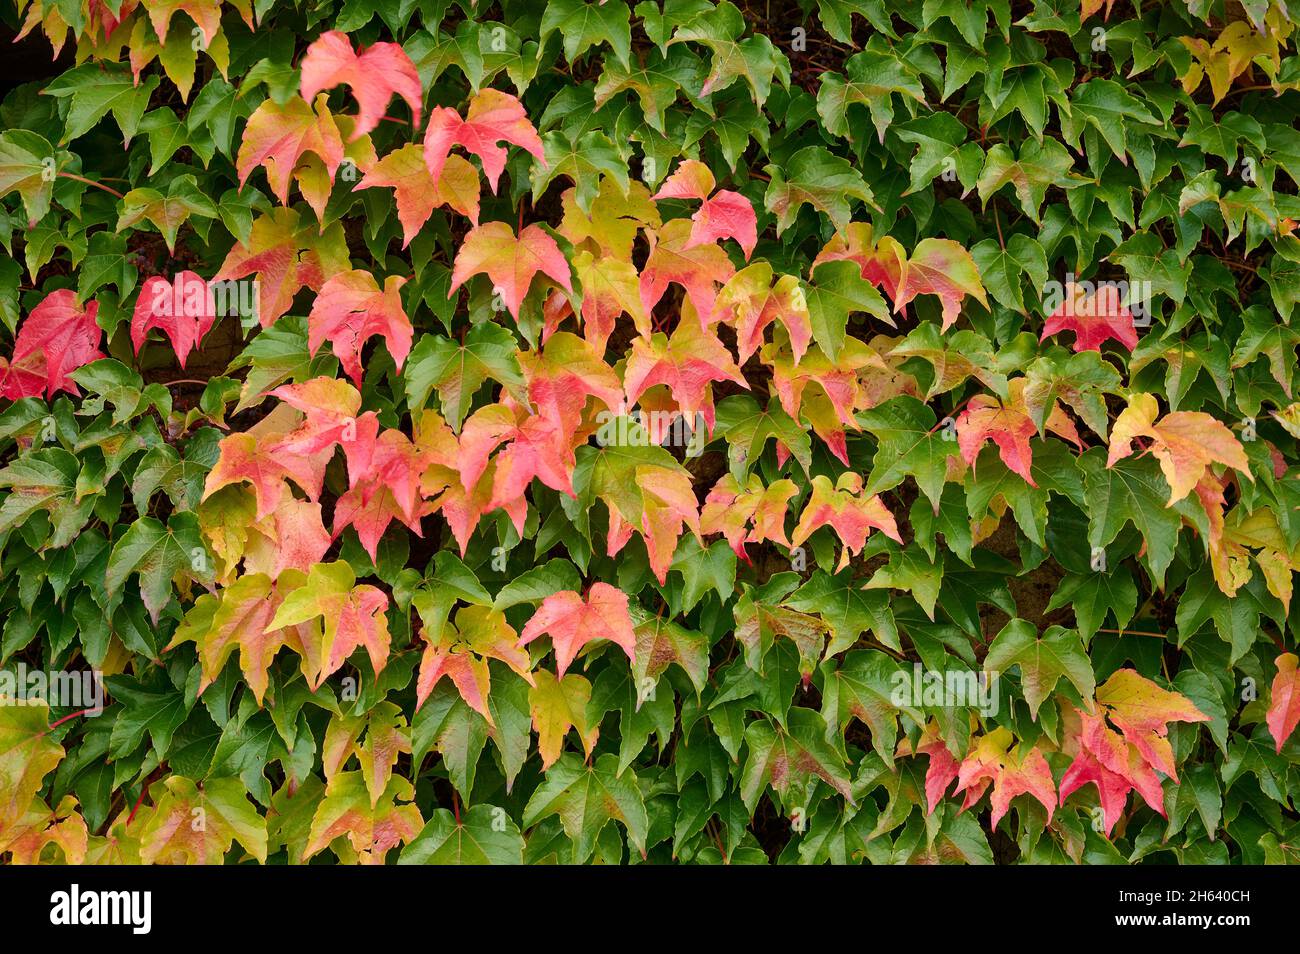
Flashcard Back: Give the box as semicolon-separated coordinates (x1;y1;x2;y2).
47;707;98;730
1094;628;1168;638
57;172;125;199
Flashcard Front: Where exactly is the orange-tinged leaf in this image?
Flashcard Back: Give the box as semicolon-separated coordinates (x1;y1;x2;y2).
701;473;797;558
1094;668;1209;780
137;776;267;864
266;561;391;689
623;318;747;435
236;94;344;207
571;249;649;349
299;30;422;140
518;582;636;678
423;88;544;193
604;464;703;584
716;262;812;365
0;701;64;830
214;208;350;327
303;772;422;863
333;429;430;560
639;218;736;326
448;221;572;319
1107;392;1252;503
653;159;715;201
131;272;216;369
204;429;330;519
168;570;311;703
416;605;534;722
519;330;623;431
308;270;414;387
956;393;1038;486
264;376;380;484
952;728;1057;828
1267;653;1300;753
355;146;480;247
812;223;906;303
790;472;901;570
893;238;988;330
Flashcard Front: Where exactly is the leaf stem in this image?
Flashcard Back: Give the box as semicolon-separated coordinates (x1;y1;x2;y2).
57;172;125;199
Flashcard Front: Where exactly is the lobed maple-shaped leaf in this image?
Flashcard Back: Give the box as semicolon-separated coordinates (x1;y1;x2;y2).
333;428;430;560
700;473;797;559
1267;653;1300;753
984;619;1095;720
639;218;736;326
740;708;854;813
424;88;544;192
1107;392;1252;503
1059;670;1209;834
892;238;989;330
1041;280;1139;352
137;776;267;864
527;671;599;772
168;570;313;704
956;394;1038;486
570;249;650;349
204;429;330;520
519;331;624;431
263;376;379;482
812;223;906;304
416;605;535;723
355;147;480;247
623;318;747;436
448;221;572;319
308;270;414;388
299;30;423;140
0;794;87;864
521;752;646;862
214;208;351;327
0;290;104;400
131;272;217;370
304;773;423;864
590;443;703;583
790;472;902;570
266;561;391;689
716;262;812;365
0;702;64;831
322;702;411;808
519;582;636;678
653;159;758;259
236;94;344;207
951;728;1058;829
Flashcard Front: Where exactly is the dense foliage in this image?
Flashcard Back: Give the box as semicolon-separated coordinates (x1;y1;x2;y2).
1;0;1298;865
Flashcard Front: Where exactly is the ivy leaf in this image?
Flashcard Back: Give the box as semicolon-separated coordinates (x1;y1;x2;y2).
0;290;104;401
540;0;633;69
424;88;544;192
299;31;423;139
526;671;598;771
105;512;213;623
740;707;854;813
449;221;572;319
266;562;391;689
138;776;267;864
519;582;637;677
984;619;1095;719
405;323;528;431
398;804;523;864
764;146;875;235
522;752;647;862
308;271;414;388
